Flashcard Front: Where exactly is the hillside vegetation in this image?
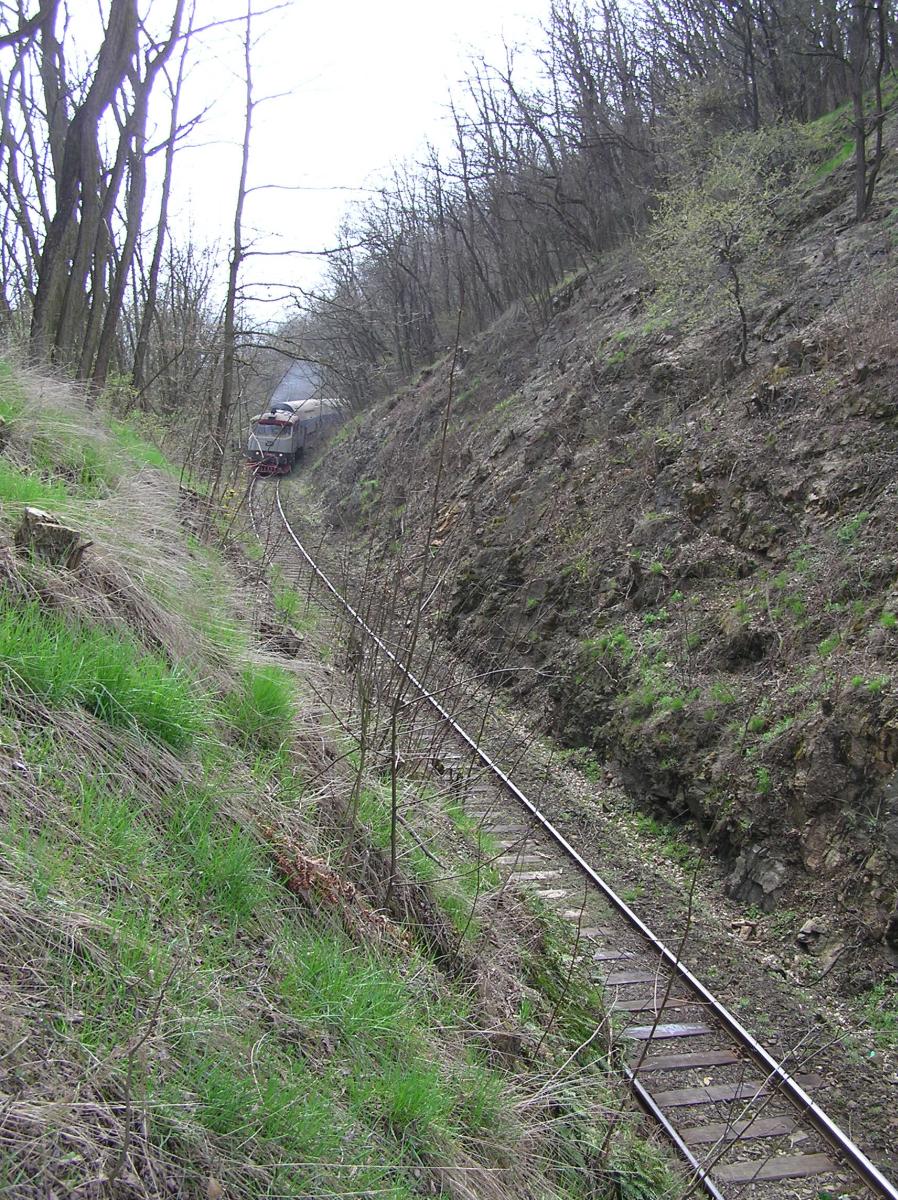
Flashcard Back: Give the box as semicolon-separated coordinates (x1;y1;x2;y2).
0;360;677;1198
310;97;898;999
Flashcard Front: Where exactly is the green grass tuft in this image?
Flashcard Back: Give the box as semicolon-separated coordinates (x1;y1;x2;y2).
224;663;297;748
168;785;271;919
0;358;26;422
108;416;172;471
0;459;70;506
0;595;207;748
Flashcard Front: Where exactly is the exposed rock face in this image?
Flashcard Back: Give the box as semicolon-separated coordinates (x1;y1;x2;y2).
725;846;789;910
311;143;898;956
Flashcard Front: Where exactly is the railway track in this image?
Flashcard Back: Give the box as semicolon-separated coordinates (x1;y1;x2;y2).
250;474;898;1200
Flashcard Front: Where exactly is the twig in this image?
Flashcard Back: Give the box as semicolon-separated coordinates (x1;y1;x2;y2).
107;961;178;1188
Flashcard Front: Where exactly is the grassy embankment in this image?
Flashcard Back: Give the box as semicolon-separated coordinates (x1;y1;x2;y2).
0;359;678;1199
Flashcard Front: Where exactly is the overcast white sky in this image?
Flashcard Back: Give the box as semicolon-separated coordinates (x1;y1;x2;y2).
170;0;549;309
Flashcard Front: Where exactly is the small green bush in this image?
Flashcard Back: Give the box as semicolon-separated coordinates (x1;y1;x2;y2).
861;979;898;1049
643;607;670;626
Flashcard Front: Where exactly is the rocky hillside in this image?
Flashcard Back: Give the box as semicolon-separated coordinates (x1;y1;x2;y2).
311;113;898;980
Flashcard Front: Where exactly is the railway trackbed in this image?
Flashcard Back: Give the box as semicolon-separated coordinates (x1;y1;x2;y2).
250;475;898;1200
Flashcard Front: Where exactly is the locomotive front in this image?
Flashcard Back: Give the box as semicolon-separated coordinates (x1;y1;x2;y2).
245;404;300;474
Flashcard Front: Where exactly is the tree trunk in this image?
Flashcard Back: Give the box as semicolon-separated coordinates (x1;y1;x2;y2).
30;0;137;362
132;2;193;393
215;0;254;454
93;0;186;390
849;0;871;221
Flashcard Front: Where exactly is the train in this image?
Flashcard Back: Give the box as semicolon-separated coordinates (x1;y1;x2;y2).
245;396;343;474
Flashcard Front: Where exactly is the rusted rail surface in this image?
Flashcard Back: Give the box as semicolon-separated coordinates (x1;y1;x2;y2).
251;475;898;1200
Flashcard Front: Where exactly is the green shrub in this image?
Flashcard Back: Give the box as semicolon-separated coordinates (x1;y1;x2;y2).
861;979;898;1049
643;607;669;625
645;123;812;365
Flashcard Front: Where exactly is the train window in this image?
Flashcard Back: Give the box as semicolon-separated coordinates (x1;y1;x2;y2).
254;421;283;436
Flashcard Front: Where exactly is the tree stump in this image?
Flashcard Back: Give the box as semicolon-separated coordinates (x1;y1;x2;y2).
14;507;92;569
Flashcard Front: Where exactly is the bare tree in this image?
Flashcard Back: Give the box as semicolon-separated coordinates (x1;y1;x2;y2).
91;0;187;389
215;0;254;456
30;0;139;363
131;1;197;393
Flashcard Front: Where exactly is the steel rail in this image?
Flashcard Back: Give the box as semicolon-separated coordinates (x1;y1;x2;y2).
263;477;898;1200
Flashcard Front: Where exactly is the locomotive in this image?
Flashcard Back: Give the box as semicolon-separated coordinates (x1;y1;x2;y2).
246;396;342;474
